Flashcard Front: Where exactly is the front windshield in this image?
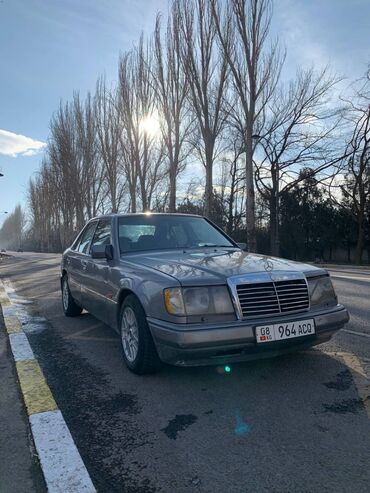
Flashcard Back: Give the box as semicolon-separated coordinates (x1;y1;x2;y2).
118;215;235;253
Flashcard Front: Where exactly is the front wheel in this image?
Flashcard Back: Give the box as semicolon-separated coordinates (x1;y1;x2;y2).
120;295;162;374
62;275;83;317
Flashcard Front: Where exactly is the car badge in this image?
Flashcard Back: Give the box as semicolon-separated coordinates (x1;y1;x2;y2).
264;259;274;272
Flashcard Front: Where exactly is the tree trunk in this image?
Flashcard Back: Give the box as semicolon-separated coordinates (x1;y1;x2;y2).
355;212;364;264
141;135;149;211
245;144;256;252
204;146;213;219
269;169;280;256
227;185;235;236
130;185;137;213
111;194;117;214
269;194;279;257
169;164;177;212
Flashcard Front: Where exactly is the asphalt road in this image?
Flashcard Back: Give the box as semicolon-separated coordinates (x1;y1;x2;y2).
1;252;370;492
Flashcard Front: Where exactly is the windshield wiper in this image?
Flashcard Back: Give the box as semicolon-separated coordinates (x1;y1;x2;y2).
192;243;235;248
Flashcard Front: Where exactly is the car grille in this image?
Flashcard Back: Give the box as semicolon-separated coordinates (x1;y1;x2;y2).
236;278;309;319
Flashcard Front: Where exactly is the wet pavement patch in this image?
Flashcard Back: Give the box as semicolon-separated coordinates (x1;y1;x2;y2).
323;370;353;391
161;414;198;440
322;398;364;414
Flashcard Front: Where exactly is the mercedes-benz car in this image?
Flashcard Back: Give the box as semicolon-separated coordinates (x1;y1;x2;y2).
60;213;349;374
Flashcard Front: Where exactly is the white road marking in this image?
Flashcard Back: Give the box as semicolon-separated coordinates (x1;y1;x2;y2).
9;332;35;361
30;410;96;493
330;273;370;282
342;329;370;339
1;279;97;493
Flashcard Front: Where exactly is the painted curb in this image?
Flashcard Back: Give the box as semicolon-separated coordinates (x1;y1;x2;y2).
0;281;96;493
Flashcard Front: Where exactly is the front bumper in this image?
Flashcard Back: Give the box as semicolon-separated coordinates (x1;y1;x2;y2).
148;305;349;366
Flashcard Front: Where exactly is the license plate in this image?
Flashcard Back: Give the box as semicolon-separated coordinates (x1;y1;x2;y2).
255;319;315;343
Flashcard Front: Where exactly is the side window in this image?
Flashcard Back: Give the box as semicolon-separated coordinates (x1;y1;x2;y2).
71;232;82;251
91;220;112;249
76;222;97;254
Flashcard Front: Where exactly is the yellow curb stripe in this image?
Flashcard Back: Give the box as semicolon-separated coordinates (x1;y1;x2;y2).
16;360;58;415
1;280;96;491
4;315;22;333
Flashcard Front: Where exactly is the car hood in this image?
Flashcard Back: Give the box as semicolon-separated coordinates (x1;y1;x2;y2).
123;249;325;285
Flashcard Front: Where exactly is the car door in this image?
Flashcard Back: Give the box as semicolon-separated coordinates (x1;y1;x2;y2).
81;218;114;322
67;221;97;304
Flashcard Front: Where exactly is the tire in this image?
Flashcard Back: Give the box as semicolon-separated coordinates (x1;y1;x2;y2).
120;295;162;374
62;275;83;317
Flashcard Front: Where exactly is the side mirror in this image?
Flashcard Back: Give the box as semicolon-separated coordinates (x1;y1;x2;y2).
237;242;247;250
105;244;114;261
91;244;114;261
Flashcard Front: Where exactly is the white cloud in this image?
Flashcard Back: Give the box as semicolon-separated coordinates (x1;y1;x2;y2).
0;129;46;157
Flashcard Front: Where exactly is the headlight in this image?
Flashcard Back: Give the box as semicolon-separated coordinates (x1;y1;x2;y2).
164;286;234;316
308;275;337;308
164;287;185;315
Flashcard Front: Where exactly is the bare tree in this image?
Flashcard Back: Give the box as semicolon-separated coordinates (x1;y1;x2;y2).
180;0;229;219
28;162;65;251
28;91;105;251
212;0;284;250
0;204;26;250
153;3;192;212
340;68;370;263
215;128;246;235
255;67;342;255
118;53;139;212
118;39;166;212
74;92;104;218
48;100;82;237
95;76;125;213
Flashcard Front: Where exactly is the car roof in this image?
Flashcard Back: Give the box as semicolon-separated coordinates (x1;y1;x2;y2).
90;212;203;221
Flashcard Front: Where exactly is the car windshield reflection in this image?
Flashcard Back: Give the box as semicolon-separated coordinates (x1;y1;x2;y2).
118;215;235;253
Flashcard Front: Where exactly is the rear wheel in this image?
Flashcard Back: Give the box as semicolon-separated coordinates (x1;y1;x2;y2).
62;275;83;317
120;295;162;374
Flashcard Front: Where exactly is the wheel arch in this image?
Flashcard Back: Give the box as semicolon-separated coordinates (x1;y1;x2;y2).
61;269;67;288
116;288;143;327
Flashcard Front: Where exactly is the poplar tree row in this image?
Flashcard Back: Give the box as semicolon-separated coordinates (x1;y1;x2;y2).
25;0;369;262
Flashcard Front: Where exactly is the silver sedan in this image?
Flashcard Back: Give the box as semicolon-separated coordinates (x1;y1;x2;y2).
61;213;349;374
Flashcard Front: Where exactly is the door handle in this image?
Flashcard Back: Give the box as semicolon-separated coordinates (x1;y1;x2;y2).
81;260;88;271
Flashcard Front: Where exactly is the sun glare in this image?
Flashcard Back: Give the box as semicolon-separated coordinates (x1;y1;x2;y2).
139;114;160;138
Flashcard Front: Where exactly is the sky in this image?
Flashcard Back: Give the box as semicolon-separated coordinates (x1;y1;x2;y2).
0;0;369;225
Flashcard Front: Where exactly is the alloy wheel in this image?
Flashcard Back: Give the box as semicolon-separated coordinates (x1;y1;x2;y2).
62;279;69;311
121;306;139;362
